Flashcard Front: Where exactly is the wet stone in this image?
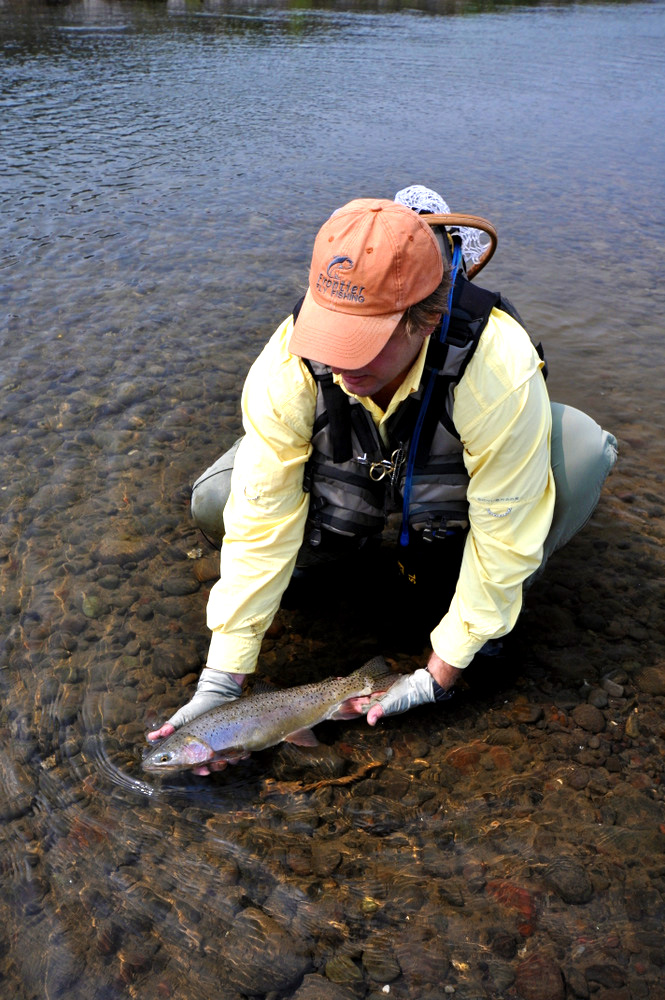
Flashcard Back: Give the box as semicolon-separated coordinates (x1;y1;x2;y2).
584;964;626;989
515;953;565;1000
0;759;36;821
272;742;346;782
567;767;591;790
311;841;341;876
343;794;407;835
60;612;87;635
37;676;60;706
152;648;200;679
601;676;625;697
44;948;87;996
161;576;200;596
285;846;312;875
625;711;640;738
95;535;155;566
192;555;219;582
362;932;402;982
291;896;348;947
81;592;109;619
635;664;665;695
565;967;589;998
119;938;160;975
52;687;80;727
587;687;609;709
388;874;430;913
487;927;518;959
544;859;593;904
369;771;411;800
605;787;664;829
154;597;188;618
508;703;543;725
572;703;606;733
484;958;516;993
395;935;450;986
101;691;137;727
325;955;363;985
293;974;359;1000
223;907;312;995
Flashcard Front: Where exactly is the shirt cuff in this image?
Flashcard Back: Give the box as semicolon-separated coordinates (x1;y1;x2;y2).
206;629;261;675
430;614;485;670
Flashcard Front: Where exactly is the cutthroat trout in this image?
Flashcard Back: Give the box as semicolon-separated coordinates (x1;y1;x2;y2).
142;656;396;774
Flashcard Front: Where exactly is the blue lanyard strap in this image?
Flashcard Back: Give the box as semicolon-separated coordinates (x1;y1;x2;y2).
399;240;463;547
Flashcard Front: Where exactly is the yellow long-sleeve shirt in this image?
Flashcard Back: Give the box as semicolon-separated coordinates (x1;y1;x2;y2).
205;307;554;673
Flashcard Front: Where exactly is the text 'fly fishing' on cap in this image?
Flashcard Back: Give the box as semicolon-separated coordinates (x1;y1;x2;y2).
288;198;443;370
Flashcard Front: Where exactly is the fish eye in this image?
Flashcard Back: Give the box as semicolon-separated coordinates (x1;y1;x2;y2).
158;752;172;763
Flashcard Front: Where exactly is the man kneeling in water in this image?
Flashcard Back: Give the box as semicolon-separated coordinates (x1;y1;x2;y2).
148;186;617;771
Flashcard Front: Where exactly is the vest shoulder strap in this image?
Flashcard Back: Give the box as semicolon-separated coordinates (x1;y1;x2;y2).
448;280;547;379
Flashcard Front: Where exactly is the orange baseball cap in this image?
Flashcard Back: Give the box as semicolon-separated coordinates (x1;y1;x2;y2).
288;198;443;370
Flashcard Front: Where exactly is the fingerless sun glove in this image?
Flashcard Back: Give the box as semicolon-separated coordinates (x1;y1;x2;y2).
373;667;453;717
167;667;243;729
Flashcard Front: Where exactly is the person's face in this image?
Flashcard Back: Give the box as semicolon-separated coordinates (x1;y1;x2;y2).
331;317;431;401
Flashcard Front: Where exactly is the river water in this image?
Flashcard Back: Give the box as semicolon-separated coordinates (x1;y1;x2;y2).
2;1;665;998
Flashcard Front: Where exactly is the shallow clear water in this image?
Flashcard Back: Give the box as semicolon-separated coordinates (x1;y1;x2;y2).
1;2;665;998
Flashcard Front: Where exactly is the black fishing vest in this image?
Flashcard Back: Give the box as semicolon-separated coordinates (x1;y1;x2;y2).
296;273;543;546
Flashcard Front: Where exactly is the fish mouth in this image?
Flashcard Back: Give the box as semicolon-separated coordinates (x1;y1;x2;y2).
141;733;219;773
140;741;249;773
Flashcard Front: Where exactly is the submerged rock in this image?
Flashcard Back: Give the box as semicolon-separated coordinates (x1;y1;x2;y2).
635;664;665;695
293;973;359;999
544;859;594;904
515;953;565;1000
362;932;401;983
571;704;606;734
222;907;312;994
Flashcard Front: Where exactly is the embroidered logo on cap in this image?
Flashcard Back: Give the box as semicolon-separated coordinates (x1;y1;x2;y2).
327;256;354;278
315;254;365;304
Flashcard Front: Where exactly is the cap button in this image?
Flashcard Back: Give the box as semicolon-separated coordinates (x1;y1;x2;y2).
370;205;382;213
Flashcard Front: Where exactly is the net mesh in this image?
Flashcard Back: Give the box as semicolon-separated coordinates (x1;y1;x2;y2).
394;184;490;270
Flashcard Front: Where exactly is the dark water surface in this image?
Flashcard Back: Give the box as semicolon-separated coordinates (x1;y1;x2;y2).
2;1;665;998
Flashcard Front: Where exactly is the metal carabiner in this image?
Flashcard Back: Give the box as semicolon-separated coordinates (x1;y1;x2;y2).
358;448;405;483
368;460;389;481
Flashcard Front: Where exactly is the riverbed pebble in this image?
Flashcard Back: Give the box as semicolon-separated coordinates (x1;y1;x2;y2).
362;933;401;983
544;859;594;904
572;703;606;733
635;664;665;695
224;907;312;994
515;953;565;1000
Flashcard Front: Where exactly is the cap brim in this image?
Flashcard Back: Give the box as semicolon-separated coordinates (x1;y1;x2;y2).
288;288;403;370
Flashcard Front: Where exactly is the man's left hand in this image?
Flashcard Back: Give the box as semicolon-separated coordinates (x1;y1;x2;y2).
366;651;461;725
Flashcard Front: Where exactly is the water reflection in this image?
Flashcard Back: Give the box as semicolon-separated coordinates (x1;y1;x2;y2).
2;0;665;997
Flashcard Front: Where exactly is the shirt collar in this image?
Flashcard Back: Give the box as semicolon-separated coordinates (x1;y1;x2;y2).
332;337;430;424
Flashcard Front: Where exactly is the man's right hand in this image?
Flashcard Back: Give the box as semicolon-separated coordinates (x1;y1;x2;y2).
146;668;246;773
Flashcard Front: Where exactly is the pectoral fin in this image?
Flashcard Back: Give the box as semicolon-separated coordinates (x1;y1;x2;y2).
210;746;248;764
284;727;319;747
330;694;380;720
